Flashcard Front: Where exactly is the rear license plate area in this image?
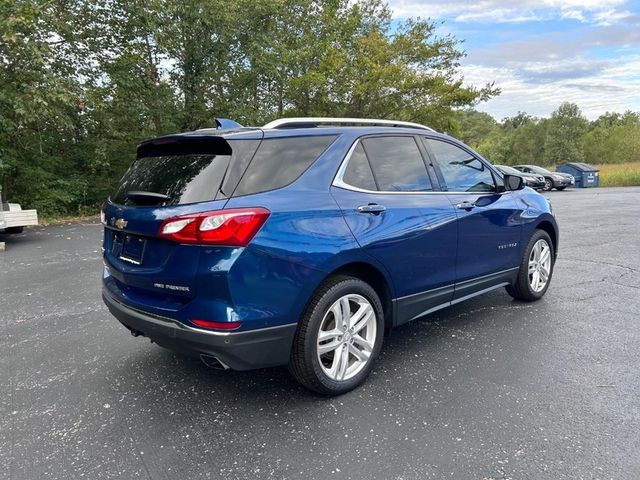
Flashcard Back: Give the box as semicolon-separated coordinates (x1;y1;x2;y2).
117;234;146;265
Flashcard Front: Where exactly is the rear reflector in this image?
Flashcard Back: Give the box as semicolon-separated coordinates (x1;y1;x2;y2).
191;319;242;331
158;207;270;246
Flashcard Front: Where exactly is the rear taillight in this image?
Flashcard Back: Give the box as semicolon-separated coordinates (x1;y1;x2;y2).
158;208;270;246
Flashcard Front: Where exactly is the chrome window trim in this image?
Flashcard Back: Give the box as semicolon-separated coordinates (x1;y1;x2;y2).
332;138;505;196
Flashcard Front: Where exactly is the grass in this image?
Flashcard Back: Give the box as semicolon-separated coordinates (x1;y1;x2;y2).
595;162;640;187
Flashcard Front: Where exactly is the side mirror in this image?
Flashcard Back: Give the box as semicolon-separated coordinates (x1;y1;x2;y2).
504;174;525;191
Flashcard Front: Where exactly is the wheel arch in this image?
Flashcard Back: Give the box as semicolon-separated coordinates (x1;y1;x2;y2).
535;219;558;258
325;261;395;330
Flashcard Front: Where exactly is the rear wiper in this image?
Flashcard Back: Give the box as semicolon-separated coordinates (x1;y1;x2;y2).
125;191;170;206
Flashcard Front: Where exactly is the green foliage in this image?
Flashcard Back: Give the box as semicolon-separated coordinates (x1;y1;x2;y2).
471;111;549;166
0;0;86;212
4;0;637;218
1;0;498;217
452;109;498;149
543;102;588;165
461;104;640;169
583;112;640;165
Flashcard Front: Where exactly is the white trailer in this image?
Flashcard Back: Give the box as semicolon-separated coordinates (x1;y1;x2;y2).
0;199;38;234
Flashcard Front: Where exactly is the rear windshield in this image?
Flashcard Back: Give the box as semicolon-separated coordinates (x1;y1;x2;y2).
111;139;261;206
110;134;336;206
110;154;230;206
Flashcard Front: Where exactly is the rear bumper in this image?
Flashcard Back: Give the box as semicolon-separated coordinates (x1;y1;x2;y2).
102;288;297;370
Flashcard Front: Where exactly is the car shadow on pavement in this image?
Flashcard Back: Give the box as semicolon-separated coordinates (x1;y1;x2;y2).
106;288;528;408
1;226;56;249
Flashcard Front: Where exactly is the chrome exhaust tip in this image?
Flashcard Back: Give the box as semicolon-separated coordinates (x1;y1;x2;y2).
200;354;230;370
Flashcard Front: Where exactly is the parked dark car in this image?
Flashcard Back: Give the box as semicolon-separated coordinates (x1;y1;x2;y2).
494;165;545;189
514;165;574;191
102;117;559;395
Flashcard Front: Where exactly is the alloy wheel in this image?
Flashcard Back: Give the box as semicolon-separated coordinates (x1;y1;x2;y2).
528;239;552;292
316;294;377;381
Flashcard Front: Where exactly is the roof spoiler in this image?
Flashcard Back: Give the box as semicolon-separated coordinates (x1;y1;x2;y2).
137;135;232;158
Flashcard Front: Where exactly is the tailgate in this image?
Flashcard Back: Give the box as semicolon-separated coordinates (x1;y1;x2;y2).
2;209;38;228
103;200;228;304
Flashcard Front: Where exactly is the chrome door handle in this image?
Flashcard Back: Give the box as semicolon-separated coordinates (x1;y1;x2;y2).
456;201;476;210
357;204;386;214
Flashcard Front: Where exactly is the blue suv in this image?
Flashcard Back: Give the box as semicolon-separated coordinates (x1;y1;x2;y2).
102;117;558;395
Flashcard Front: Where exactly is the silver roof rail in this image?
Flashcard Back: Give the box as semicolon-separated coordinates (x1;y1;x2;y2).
262;117;436;132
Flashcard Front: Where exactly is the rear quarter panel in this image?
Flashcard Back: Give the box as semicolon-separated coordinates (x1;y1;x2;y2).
224;187;391;328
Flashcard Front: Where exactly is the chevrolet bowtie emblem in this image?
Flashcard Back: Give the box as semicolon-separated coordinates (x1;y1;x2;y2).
115;218;128;229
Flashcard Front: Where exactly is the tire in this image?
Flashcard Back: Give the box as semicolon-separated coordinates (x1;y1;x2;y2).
543;178;553;191
289;275;384;395
506;229;555;301
556;186;566;191
4;226;24;234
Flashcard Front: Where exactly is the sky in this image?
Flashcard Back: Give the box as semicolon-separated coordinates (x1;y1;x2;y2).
387;0;640;120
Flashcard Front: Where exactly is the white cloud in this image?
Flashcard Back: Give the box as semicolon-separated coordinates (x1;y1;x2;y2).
460;55;640;119
593;8;633;24
560;9;586;21
387;0;640;118
388;0;629;23
454;9;542;23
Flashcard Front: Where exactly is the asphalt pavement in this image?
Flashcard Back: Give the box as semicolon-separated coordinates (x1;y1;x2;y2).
1;187;639;480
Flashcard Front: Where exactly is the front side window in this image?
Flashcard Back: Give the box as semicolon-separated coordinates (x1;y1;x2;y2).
426;139;496;193
360;136;432;192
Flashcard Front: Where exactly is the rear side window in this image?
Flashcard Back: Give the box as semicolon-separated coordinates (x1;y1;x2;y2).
342;143;377;191
233;135;337;197
426;139;496;193
361;136;432;192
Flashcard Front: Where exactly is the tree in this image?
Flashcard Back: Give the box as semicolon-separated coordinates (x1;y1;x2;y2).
543;102;588;165
1;0;500;217
471;111;548;166
583;111;640;164
451;109;498;148
0;0;86;214
508;119;548;166
503;111;532;129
